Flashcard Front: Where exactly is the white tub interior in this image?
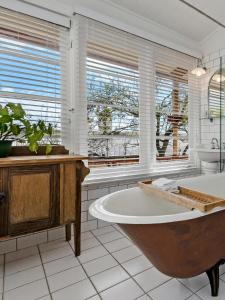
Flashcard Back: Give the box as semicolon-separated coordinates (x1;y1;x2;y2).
104;187;189;216
178;173;225;198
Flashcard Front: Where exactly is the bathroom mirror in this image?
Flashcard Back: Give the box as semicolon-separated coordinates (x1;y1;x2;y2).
208;69;225;118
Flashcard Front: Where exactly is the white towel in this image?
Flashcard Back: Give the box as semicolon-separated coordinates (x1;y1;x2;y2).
152;178;178;192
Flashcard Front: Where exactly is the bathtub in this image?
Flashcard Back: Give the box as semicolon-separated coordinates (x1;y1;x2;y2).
89;173;225;297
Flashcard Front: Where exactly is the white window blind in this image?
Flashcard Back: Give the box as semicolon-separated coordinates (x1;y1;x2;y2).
72;15;200;175
87;51;139;168
155;64;189;161
153;47;200;170
0;7;70;144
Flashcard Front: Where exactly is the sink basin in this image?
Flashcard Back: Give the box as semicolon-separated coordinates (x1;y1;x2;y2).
193;145;225;162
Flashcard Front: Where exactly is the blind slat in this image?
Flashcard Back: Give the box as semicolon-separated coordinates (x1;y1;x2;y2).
0;7;69;145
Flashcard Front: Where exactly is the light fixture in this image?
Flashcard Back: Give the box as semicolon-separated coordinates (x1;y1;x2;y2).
212;73;225;83
191;58;206;77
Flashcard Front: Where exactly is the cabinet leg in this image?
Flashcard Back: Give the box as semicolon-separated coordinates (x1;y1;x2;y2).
74;222;81;256
65;223;71;241
206;263;220;297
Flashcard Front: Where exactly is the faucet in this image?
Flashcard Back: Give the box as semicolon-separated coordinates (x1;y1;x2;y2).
211;138;219;149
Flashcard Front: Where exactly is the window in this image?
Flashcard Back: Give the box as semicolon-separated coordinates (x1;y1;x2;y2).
0;7;69;143
0;9;199;177
155;64;189;162
71;16;200;175
208;72;225;118
87;49;139;168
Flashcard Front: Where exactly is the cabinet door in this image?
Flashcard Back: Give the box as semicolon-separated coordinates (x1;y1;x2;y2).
8;165;59;235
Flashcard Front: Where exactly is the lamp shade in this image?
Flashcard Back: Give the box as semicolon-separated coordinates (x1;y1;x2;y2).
191;67;206;77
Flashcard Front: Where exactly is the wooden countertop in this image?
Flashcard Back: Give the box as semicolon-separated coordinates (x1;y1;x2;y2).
0;155;88;167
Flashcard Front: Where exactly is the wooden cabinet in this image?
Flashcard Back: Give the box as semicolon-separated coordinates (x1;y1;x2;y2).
0;155;89;256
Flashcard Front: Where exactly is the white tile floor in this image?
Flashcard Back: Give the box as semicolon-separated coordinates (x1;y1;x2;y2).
0;224;224;300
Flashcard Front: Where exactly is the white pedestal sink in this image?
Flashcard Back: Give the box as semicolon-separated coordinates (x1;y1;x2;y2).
193;145;225;174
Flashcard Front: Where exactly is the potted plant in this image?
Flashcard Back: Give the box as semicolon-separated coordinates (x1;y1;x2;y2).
0;102;53;158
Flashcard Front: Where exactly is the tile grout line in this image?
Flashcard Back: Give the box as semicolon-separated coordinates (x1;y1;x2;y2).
46;264;82;279
81;255;119;277
100;230;175;297
186;292;203;300
67;241;101;300
134;275;173;296
47;275;104;299
92;228;148;297
91;228;116;237
70;230;145;299
4;278;47;295
101;236;132;248
3;259;42;277
37;245;53;300
96;277;141;297
173;280;196;298
41;252;74;265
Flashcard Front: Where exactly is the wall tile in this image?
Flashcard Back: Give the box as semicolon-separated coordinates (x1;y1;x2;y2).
81;190;88;201
17;232;47;250
88;188;109;200
0;239;16;255
47;227;65;242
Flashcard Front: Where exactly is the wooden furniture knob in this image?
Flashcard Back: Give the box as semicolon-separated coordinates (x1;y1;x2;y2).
0;193;6;205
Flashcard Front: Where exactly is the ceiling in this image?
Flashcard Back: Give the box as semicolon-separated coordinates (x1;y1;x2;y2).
22;0;225;56
103;0;224;42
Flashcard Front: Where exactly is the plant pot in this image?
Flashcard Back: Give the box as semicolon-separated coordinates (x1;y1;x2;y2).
9;145;69;156
0;140;13;158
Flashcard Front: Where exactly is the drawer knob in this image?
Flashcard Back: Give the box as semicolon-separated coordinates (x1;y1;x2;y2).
0;193;6;205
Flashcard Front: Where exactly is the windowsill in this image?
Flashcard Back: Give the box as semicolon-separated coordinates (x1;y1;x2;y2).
83;165;201;187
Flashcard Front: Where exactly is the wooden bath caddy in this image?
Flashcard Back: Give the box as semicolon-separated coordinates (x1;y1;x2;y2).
138;180;225;212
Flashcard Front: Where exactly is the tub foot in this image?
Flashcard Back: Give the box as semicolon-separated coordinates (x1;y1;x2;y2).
206;263;219;297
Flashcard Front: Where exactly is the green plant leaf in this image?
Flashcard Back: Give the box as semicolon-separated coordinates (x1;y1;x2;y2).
45;144;52;155
0;107;9;116
7;103;26;118
28;142;38;153
10;124;21;136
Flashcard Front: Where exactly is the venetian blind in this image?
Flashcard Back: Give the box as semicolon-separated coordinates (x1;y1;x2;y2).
73;15;200;174
0;7;70;144
153;46;200;170
84;17;153;173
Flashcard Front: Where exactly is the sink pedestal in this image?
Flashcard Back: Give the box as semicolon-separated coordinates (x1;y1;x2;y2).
201;161;219;174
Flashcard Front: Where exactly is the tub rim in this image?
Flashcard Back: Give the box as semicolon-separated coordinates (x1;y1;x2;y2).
89;187;225;224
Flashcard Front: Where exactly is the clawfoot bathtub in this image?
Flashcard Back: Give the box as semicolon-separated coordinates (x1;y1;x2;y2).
89;173;225;297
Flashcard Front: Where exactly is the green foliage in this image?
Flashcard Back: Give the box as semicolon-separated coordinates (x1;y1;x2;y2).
0;103;53;154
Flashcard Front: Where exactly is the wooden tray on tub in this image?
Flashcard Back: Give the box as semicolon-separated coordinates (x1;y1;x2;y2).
138;180;225;212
